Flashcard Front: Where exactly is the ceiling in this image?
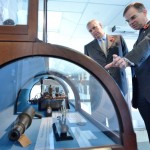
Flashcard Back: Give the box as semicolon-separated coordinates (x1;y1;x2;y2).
38;0;150;52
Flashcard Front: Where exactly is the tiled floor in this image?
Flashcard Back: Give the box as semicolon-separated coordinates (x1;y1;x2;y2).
137;142;150;150
132;111;149;149
132;108;150;150
135;130;150;150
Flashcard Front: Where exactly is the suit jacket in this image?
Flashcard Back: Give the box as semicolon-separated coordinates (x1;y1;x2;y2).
84;35;128;95
125;21;150;107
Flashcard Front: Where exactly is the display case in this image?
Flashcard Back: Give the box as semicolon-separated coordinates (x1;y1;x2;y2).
0;44;137;150
0;0;137;150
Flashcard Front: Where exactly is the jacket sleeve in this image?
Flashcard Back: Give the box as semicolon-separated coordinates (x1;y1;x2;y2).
125;32;150;67
120;35;129;56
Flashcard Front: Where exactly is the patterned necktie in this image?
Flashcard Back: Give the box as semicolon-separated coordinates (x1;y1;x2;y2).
101;39;107;56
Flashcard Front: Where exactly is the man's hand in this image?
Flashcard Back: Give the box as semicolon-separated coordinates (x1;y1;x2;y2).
105;54;128;69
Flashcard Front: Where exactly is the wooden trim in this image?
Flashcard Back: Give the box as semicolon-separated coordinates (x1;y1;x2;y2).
0;0;38;41
0;25;28;34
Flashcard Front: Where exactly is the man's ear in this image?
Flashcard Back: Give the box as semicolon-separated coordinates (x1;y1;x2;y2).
143;9;147;16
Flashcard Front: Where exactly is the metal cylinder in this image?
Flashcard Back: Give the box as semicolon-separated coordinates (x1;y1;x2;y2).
8;106;35;141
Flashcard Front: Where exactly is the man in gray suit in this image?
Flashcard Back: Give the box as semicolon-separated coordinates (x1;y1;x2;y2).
105;2;150;142
84;19;129;96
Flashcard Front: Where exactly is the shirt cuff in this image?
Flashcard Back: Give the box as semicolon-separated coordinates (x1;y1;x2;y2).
123;57;135;66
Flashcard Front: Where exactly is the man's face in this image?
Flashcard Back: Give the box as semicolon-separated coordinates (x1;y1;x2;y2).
124;7;147;30
87;21;104;39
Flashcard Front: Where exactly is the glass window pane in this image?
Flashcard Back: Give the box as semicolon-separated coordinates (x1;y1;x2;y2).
0;0;28;25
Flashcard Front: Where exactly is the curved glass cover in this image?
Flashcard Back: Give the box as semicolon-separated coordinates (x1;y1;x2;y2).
0;56;121;149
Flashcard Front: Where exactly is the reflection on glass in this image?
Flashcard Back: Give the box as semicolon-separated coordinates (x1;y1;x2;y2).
0;0;28;25
0;56;121;149
48;58;119;132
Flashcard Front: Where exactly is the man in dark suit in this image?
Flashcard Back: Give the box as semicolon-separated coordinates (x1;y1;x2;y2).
84;19;129;97
105;2;150;142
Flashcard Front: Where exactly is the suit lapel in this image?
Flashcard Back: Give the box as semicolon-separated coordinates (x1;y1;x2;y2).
91;36;117;55
135;23;150;45
92;39;103;52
